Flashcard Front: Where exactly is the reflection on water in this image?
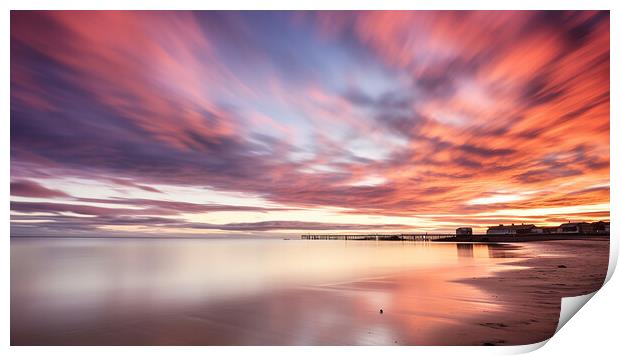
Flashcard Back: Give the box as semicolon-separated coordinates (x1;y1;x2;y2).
456;243;473;258
11;238;521;345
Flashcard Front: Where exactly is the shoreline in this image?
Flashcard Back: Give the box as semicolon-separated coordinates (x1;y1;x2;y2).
451;239;609;345
437;234;610;243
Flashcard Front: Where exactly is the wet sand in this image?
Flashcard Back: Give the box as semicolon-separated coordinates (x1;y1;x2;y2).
452;239;609;346
12;264;501;345
11;239;609;346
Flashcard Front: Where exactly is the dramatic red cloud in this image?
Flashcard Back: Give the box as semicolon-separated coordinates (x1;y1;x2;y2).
10;11;609;235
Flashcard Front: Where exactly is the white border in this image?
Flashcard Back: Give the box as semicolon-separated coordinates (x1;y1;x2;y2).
3;1;617;355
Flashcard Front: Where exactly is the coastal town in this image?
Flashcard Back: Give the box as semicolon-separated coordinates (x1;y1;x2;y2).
301;220;610;242
462;220;610;235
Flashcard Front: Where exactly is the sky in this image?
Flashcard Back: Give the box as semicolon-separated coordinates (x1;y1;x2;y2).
10;10;609;237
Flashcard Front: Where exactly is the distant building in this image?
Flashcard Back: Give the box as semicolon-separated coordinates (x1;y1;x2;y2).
592;221;610;233
542;226;559;234
558;222;594;234
487;223;537;235
484;221;607;235
487;224;513;235
580;222;594;234
558;222;579;233
456;227;473;235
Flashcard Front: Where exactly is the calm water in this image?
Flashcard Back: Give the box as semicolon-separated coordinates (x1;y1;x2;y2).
11;238;524;345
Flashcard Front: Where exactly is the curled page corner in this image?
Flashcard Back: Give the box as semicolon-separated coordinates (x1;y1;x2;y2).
510;292;599;354
555;292;597;334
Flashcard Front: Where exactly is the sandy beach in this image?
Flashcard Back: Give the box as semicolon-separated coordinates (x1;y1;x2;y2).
450;239;609;346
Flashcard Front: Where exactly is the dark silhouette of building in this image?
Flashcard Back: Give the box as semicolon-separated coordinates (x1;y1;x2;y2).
456;227;472;235
558;222;594;234
542;226;558;234
487;223;538;235
591;221;610;233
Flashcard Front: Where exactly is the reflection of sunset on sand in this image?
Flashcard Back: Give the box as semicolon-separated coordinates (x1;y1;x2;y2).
10;239;608;345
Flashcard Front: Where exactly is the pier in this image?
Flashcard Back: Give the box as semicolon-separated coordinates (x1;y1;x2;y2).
300;233;456;241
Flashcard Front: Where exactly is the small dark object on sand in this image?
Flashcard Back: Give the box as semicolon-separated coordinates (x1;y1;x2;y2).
380;309;383;314
558;265;567;268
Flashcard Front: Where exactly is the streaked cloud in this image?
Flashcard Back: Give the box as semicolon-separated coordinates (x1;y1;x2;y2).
11;180;69;198
10;11;609;235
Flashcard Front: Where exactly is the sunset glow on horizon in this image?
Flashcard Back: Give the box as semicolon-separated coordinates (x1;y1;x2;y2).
10;11;609;236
